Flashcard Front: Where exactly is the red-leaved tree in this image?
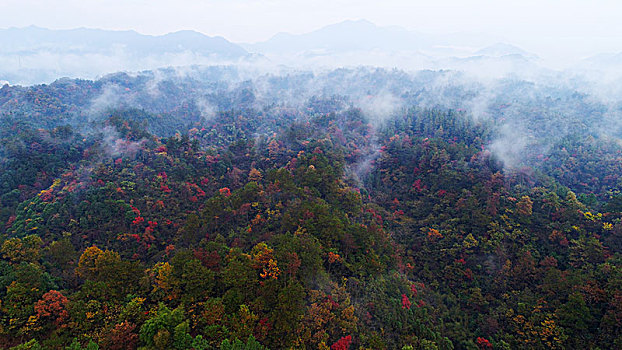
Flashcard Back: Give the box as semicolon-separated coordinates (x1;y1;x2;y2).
34;290;69;327
331;335;352;350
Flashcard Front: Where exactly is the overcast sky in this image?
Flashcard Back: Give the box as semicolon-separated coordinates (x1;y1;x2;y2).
2;0;622;60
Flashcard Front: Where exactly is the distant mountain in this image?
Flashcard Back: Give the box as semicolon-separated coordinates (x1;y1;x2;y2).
0;22;562;85
475;43;538;59
578;52;622;69
242;20;545;77
244;20;530;59
567;52;622;82
432;54;543;79
0;26;248;57
244;19;431;55
0;26;250;85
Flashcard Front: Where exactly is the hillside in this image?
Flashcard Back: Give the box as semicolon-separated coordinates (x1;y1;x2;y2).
0;67;621;349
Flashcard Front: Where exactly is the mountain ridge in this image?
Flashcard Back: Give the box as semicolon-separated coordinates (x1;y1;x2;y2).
0;26;248;57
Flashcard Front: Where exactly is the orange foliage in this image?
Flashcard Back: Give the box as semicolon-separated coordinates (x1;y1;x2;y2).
35;290;69;327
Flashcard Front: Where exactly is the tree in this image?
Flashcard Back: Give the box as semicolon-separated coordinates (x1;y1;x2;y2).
76;246;140;297
139;304;189;350
34;290;69;328
516;195;533;217
220;335;267;350
1;235;43;264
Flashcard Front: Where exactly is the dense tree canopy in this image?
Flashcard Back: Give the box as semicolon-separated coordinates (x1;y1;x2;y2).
0;67;621;349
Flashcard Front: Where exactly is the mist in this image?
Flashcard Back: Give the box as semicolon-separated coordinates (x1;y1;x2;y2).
4;7;622;349
2;19;622;176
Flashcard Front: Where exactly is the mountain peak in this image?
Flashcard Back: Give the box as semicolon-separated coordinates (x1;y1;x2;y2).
328;19;376;28
476;42;537;58
245;19;429;56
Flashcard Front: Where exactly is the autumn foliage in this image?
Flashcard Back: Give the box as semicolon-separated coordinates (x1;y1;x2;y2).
0;69;620;350
34;290;69;327
331;335;352;350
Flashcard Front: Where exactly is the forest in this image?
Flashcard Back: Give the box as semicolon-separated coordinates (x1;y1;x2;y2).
0;66;621;349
